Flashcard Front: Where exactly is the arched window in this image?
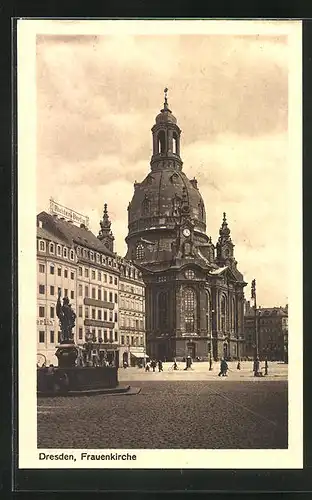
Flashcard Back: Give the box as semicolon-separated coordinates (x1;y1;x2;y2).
158;291;169;330
136;244;145;260
157;130;166;154
57;245;61;256
70;250;74;260
221;295;227;332
232;297;236;331
206;291;212;334
183;287;196;333
49;242;54;254
172;131;179;155
141;196;150;216
39;240;45;252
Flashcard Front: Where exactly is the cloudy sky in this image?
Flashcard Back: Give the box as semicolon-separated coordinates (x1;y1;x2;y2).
36;26;290;307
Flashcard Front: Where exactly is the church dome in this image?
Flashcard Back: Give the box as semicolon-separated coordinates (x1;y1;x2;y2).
128;168;206;235
125;90;209;263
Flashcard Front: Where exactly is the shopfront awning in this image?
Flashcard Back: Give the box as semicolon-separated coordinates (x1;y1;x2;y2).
130;352;149;358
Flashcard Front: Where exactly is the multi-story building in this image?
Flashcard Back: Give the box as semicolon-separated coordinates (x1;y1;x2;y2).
37;219;78;365
244;301;288;361
118;258;146;366
124;92;247;361
37;205;121;366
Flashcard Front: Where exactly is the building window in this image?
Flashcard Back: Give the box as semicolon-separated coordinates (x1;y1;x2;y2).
98;271;101;281
64;269;68;278
70;290;74;300
78;284;82;297
58;331;62;343
131;336;134;345
50;265;55;275
78;328;83;340
103;274;107;283
63;248;68;258
39;306;45;317
85;268;89;278
114;332;118;342
49;242;55;254
109;330;113;342
57;245;61;256
64;289;68;297
92;308;96;320
92;270;95;280
109;311;113;322
85;286;89;298
98;288;102;300
78;306;83;318
141;196;151;216
50;331;54;344
221;295;227;332
97;310;102;320
92;287;96;299
114;312;118;323
71;271;74;280
50;285;54;296
39;264;45;273
85;307;89;319
109;276;113;284
114;293;118;303
183;287;196;333
39;331;45;343
158;291;169;330
70;250;74;260
126;335;130;345
39;284;45;295
57;267;61;277
121;335;125;345
79;266;82;276
109;292;113;302
90;252;94;262
114;277;118;286
96;253;100;263
136;243;145;260
39;240;45;252
50;306;54;318
104;310;107;321
58;287;61;295
104;330;108;342
104;290;107;301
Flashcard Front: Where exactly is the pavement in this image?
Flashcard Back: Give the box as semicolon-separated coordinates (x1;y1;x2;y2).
118;360;288;382
37;378;288;449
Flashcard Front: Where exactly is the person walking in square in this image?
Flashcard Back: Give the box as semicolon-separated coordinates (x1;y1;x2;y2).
218;358;228;377
158;360;163;372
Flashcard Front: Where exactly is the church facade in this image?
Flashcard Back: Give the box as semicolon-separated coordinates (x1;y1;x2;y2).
125;92;247;361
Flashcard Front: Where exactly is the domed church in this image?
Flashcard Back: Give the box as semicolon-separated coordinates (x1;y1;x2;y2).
125;90;247;361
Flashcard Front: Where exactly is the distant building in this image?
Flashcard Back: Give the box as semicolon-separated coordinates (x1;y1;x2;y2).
117;258;146;367
244;301;288;360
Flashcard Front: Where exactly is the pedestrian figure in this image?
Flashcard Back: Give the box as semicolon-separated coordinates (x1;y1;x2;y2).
264;358;268;376
151;359;156;372
173;361;178;370
253;357;260;377
218;358;228;377
237;360;241;370
145;362;150;372
158;360;163;372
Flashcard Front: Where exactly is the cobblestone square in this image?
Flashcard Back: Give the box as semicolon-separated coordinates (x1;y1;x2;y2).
38;368;288;449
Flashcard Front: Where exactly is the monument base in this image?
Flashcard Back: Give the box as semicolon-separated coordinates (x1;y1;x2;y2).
37;366;119;395
55;343;78;368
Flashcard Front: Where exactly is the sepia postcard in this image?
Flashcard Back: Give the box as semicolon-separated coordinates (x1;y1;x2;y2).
17;19;303;470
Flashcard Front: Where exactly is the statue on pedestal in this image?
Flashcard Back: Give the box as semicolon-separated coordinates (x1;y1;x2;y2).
56;290;76;344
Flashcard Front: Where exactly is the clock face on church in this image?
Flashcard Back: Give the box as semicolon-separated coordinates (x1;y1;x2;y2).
183;228;191;237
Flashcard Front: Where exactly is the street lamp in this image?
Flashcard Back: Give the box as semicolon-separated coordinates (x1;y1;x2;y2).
251;279;260;375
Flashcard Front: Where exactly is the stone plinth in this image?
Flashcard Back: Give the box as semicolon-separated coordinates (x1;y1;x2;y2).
37;366;118;395
55;343;78;368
